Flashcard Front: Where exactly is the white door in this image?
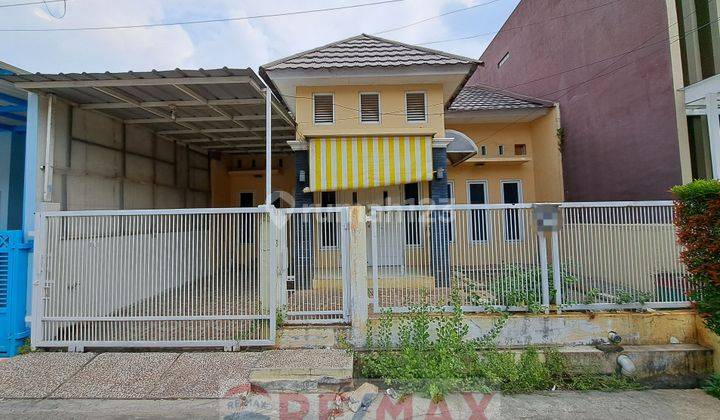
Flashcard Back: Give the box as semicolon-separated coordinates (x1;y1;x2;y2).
364;186;404;266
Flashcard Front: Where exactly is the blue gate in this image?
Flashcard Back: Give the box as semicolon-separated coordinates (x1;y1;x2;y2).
0;231;31;356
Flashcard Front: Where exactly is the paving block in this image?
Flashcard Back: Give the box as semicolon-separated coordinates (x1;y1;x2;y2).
0;352;96;399
249;349;353;392
51;352;178;399
148;352;261;399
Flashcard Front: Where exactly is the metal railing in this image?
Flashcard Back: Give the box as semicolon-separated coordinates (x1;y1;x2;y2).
370;201;689;313
557;201;688;310
371;204;545;312
34;208;276;349
278;207;350;324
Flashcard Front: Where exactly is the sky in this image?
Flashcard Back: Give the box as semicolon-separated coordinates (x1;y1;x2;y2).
0;0;521;74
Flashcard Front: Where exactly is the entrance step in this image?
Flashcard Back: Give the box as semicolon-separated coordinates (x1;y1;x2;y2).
248;349;353;392
276;325;351;349
557;344;713;388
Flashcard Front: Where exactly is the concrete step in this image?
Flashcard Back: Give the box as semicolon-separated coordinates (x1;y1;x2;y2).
248;349;353;392
276;325;350;349
557;344;713;388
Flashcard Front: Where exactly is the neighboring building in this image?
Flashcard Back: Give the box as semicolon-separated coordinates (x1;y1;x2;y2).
0;61;27;231
257;34;564;210
468;0;717;201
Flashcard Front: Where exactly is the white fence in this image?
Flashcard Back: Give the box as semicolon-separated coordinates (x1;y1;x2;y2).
278;207;350;324
370;201;689;313
33;207;276;349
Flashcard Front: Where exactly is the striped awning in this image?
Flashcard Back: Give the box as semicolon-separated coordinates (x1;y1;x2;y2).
309;136;433;192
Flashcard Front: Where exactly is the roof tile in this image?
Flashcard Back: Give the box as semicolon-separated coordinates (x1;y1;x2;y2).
448;85;553;111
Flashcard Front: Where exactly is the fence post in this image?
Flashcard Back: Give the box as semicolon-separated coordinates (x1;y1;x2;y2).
551;230;562;314
348;206;369;346
30;203;57;349
370;207;379;313
537;231;550;314
534;204;561;315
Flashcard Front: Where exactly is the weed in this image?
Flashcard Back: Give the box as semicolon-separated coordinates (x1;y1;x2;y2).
703;373;720;399
276;305;287;328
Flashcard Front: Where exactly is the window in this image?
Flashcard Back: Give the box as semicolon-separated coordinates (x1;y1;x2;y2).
360;92;380;123
498;52;510;68
352;191;358;205
498;145;504;156
404;183;421;246
688;116;713;179
405;92;427;122
502;181;523;241
320;191;338;247
480;145;487;156
468;181;488;242
514;144;527;156
313;93;334;124
239;192;254;207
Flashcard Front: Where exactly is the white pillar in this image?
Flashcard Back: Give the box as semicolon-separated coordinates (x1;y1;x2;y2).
706;93;720;179
265;88;272;205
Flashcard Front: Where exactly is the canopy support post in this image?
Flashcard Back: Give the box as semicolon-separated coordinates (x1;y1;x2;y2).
265;88;272;206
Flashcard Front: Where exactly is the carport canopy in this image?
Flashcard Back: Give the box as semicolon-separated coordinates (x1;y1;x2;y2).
0;68;297;155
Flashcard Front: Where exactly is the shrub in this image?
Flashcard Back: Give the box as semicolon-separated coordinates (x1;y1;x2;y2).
671;179;720;335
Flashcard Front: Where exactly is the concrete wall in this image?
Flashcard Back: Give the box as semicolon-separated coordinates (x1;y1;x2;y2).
470;0;682;201
34;96;211;212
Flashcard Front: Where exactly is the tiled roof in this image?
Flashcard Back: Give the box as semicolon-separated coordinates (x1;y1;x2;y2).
448;85;553;111
262;34;477;71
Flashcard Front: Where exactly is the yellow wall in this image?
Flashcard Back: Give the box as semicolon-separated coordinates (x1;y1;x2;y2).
295;84;446;139
211;154;297;207
446;109;564;204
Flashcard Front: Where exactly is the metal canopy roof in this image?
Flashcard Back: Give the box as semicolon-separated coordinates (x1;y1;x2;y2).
0;68;296;154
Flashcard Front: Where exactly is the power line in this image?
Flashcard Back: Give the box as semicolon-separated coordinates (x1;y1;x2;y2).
0;0;405;32
42;0;66;19
372;0;506;36
0;0;66;8
417;0;621;46
474;1;714;146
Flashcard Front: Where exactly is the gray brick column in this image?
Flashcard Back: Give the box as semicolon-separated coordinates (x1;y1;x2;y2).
430;143;451;287
293;149;313;290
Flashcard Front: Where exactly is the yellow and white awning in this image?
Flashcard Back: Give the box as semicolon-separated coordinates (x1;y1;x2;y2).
309;136;433;192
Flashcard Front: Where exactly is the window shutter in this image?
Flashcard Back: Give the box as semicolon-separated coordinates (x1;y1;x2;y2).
406;92;426;122
360;93;380;123
314;94;334;124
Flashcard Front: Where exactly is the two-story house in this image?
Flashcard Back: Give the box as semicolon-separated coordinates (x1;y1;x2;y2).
211;34;564;211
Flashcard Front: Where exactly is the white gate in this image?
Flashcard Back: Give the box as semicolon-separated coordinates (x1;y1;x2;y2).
278;207;350;324
32;208;276;350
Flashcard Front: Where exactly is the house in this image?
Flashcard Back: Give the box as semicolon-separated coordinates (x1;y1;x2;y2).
249;34;564;210
468;0;720;201
0;35;693;353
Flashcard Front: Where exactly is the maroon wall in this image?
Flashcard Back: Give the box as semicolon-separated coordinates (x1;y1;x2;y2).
470;0;681;201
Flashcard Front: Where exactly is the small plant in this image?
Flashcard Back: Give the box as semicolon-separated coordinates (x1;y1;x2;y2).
614;289;653;305
17;338;33;355
702;373;720;399
584;288;600;305
275;305;287;328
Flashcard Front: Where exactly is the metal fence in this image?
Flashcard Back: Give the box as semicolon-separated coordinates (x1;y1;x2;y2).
33;208;276;350
0;231;32;356
278;207;350;324
557;201;688;310
371;201;689;313
371;204;546;312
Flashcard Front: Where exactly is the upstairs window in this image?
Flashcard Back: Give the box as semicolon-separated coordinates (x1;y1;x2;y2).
360;92;380;123
405;92;427;122
514;144;527;156
313;93;334;124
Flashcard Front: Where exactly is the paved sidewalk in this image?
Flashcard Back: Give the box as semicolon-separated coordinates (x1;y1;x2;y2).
0;390;719;419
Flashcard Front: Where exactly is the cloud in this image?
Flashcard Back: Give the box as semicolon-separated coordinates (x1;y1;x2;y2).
0;0;508;73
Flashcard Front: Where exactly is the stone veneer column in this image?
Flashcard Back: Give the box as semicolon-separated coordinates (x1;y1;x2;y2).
290;141;313;290
430;139;451;287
